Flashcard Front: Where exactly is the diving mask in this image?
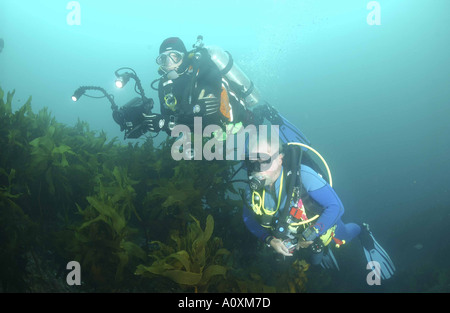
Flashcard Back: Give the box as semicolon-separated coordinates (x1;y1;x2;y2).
245;152;279;173
246;152;279;190
156;50;184;69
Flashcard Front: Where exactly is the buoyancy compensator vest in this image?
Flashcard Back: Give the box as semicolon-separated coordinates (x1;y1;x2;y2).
250;143;334;243
271;144;323;239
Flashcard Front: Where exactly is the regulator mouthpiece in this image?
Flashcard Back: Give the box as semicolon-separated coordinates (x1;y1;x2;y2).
166;70;179;80
249;176;266;191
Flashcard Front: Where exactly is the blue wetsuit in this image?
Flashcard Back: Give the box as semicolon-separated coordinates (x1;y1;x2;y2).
243;164;361;262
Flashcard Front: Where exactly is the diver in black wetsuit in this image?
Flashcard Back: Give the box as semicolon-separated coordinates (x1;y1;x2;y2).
143;37;251;137
141;36;314;149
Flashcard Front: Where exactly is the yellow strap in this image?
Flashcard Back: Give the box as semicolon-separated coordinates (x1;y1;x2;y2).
251;171;284;216
251;191;262;215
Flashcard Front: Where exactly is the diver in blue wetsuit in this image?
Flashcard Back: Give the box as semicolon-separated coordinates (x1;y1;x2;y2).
242;136;396;280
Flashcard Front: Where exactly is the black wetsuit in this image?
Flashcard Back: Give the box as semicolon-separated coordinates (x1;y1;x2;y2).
157;48;251;134
157;49;224;131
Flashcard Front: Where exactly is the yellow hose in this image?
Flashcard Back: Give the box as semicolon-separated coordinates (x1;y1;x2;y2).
290;214;319;226
287;142;333;187
287;142;332;227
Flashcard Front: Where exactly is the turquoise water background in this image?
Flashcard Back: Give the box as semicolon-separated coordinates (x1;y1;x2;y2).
1;0;449;291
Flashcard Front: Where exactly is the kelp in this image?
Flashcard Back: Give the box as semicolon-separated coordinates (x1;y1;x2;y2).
0;167;37;292
283;259;310;293
73;166;145;289
29;126;75;196
135;214;230;292
233;272;276;293
0;86;311;292
0;89;32;169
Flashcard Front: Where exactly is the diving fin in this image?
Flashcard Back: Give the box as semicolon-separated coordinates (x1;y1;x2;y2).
320;247;340;271
360;223;396;280
252;102;311;145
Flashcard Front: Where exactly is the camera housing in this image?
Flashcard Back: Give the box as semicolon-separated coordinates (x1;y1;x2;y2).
113;97;154;139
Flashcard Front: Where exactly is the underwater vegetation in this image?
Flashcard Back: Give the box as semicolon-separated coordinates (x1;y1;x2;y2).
0;87;311;292
1;86;448;293
135;214;229;292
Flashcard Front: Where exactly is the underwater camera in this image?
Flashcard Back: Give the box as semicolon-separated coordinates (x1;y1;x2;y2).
112;96;153;139
72;67;154;139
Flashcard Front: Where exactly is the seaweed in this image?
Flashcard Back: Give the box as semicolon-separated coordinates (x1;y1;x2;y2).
0;86;313;293
135;214;229;292
0;167;37;292
71;165;146;290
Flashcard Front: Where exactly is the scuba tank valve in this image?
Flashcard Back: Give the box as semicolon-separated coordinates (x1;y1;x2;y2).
193;35;204;49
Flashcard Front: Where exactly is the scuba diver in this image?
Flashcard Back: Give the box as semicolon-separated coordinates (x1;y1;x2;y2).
72;36;309;144
242;135;396;281
143;36;309;145
143;36;252;137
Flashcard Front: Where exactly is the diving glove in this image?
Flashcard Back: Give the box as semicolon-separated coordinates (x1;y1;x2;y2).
194;96;220;116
